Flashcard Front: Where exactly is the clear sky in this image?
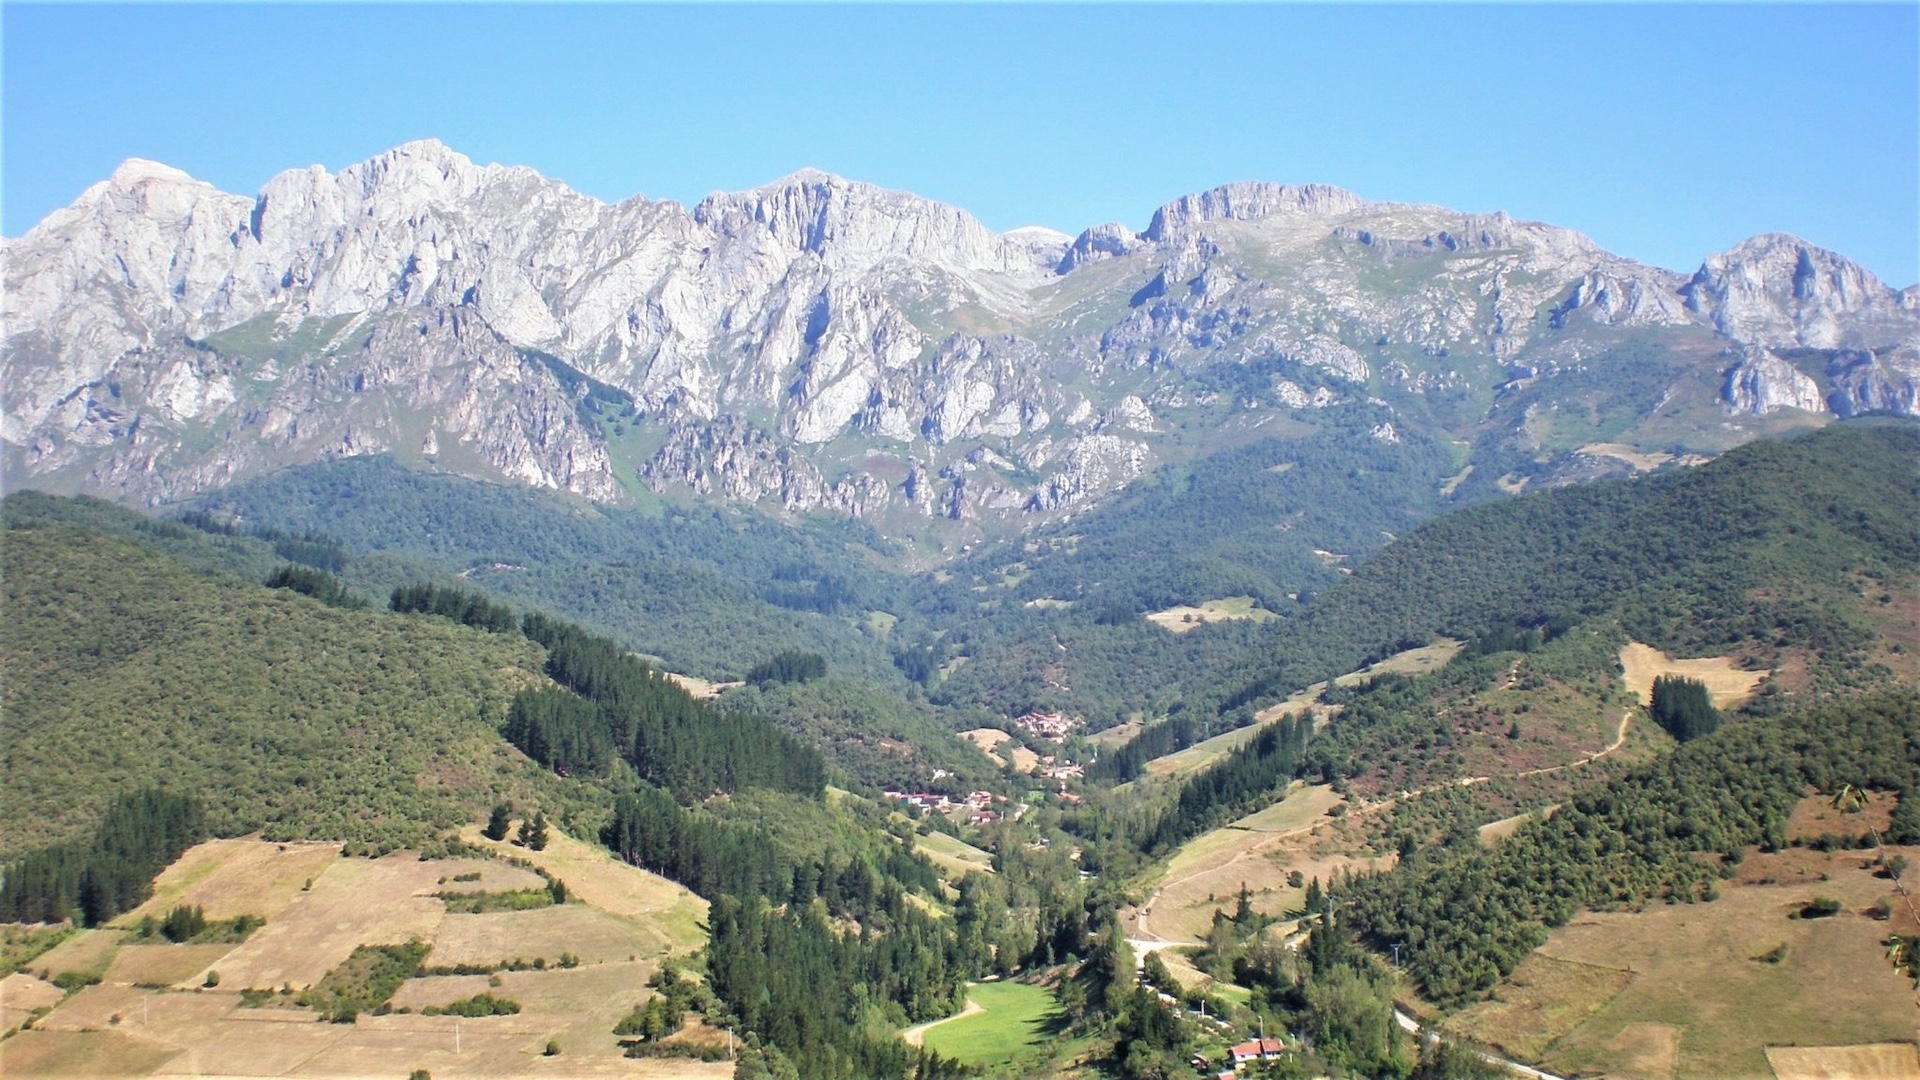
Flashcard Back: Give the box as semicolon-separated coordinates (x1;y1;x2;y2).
5;3;1916;284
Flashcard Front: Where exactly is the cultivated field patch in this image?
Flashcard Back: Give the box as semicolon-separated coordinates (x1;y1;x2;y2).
1445;953;1634;1063
116;839;338;928
1767;1043;1920;1080
10;828;721;1078
207;851;446;991
429;903;661;968
1145;597;1279;634
1;971;65;1031
0;1029;178;1076
1473;845;1920;1080
1619;641;1765;709
459;824;707;955
1128;784;1388;944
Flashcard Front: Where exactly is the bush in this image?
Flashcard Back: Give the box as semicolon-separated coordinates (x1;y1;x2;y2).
1797;897;1842;919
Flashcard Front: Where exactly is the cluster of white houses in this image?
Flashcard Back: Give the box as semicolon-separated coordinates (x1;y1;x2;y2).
881;788;1009;826
1013;709;1079;740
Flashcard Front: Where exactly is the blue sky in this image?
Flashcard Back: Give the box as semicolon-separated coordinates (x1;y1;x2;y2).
5;4;1916;284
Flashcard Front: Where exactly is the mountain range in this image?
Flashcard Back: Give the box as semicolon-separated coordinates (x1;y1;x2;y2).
6;140;1916;542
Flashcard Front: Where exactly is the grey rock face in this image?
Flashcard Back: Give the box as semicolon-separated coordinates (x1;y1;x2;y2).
6;141;1915;519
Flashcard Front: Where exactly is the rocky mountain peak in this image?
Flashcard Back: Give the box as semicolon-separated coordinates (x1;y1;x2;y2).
1686;232;1918;350
1144;181;1366;242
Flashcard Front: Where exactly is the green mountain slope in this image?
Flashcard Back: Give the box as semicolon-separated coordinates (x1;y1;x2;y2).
0;516;579;859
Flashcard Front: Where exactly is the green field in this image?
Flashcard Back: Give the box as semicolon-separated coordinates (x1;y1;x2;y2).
918;981;1059;1068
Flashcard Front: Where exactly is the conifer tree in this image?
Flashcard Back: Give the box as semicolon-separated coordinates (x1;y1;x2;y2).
484;803;512;842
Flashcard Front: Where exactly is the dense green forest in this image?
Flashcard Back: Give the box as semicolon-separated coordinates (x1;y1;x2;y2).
189;456;908;681
0;790;205;924
0;516;588;857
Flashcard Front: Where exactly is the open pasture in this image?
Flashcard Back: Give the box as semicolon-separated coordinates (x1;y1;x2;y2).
916;830;996;883
6;827;716;1077
1145;596;1279;634
459;824;707;955
915;981;1058;1067
116;839;338;927
1619;641;1766;709
1451;844;1920;1079
1127;784;1386;944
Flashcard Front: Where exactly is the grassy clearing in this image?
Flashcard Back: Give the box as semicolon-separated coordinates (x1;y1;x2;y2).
1619;641;1765;709
1577;443;1674;473
1145;596;1279;634
1453;845;1920;1079
916;831;996;884
916;981;1058;1067
961;728;1012;766
1130;785;1385;943
1149;639;1461;778
459;823;707;956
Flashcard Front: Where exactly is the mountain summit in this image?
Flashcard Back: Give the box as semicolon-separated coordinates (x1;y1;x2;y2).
4;143;1915;521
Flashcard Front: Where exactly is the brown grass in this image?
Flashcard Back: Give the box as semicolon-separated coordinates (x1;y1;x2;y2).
106;944;238;988
429;903;669;968
1619;641;1766;709
1;971;65;1030
1493;845;1920;1080
1786;790;1896;842
1601;1022;1681;1080
1447;953;1633;1062
114;838;338;927
30;928;123;983
1767;1043;1920;1080
1127;785;1389;943
961;728;1011;766
661;673;740;701
458;824;707;956
10;828;726;1078
1578;443;1674;473
206;851;447;992
0;1029;178;1076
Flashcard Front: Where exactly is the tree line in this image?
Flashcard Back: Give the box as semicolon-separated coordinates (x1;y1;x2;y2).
0;789;205;925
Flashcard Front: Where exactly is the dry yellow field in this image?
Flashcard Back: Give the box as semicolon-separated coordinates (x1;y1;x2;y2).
961;727;1012;766
660;672;740;700
116;840;339;928
1767;1043;1920;1080
1;970;65;1030
1126;784;1386;944
4;830;718;1078
1578;443;1674;473
1618;641;1766;709
1452;845;1920;1079
458;822;707;955
1145;597;1279;634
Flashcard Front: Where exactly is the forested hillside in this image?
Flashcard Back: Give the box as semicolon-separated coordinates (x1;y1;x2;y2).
1223;420;1919;714
0;517;565;857
191;455;908;681
1345;689;1920;1005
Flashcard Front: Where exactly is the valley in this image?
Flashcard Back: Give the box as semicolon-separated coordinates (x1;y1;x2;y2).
2;145;1918;1080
